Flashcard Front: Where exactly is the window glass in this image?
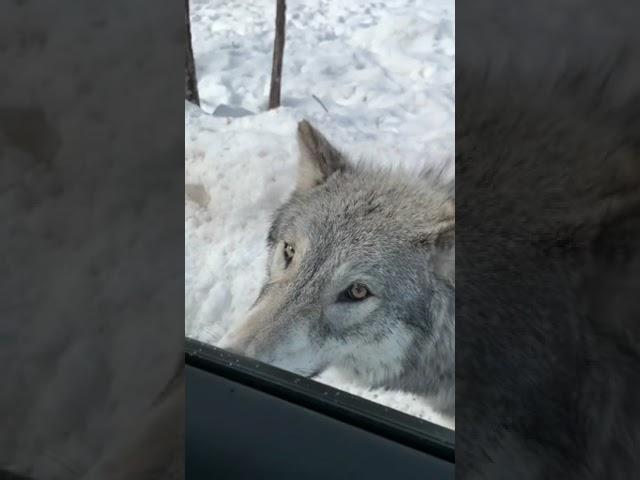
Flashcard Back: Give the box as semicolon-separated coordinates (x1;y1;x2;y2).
185;0;455;433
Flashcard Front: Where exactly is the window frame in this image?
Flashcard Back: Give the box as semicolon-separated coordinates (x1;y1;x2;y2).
185;337;455;463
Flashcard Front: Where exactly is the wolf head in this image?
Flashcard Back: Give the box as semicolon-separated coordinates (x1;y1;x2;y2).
219;120;454;413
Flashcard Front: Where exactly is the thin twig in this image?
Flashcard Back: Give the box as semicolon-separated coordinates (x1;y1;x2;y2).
312;94;329;113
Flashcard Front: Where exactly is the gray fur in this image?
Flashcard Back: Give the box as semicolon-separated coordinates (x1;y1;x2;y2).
219;120;455;418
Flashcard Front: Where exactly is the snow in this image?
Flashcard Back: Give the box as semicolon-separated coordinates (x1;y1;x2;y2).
186;0;454;430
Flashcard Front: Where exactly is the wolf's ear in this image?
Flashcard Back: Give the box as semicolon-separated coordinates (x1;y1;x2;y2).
418;220;455;287
296;120;349;191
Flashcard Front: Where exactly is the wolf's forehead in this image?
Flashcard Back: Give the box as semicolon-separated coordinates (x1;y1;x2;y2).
273;170;451;246
293;190;428;242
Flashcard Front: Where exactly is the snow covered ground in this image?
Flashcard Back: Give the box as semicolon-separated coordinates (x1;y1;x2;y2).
186;0;454;430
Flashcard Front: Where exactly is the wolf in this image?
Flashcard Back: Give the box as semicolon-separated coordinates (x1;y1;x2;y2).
218;120;455;417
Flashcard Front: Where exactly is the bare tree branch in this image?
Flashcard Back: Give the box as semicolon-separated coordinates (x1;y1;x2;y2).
185;0;200;106
268;0;286;109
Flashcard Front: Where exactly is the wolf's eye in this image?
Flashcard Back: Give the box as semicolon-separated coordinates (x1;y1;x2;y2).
340;283;371;302
283;242;295;267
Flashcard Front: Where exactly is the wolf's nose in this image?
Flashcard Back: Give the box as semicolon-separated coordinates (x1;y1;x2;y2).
217;331;249;357
216;333;237;351
220;343;243;356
